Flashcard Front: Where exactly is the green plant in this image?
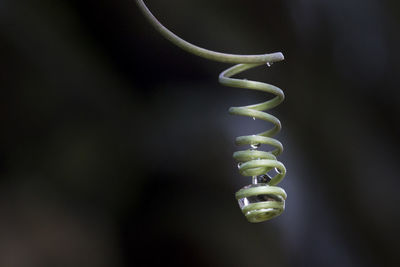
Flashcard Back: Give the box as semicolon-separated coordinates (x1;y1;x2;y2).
136;0;287;223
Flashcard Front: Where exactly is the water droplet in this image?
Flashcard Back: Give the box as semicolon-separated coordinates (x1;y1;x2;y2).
266;62;273;67
252;117;256;120
250;143;260;149
257;174;272;183
237;163;242;169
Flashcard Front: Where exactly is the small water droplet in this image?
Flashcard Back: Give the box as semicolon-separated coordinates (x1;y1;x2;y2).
266;62;273;67
237;163;242;169
252;117;256;120
250;143;260;149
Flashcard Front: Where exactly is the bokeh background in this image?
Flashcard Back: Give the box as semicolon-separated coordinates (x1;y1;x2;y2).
1;0;399;266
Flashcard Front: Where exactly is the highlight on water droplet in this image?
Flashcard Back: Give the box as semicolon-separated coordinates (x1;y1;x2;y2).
252;117;256;120
250;143;260;149
266;62;273;67
237;163;242;169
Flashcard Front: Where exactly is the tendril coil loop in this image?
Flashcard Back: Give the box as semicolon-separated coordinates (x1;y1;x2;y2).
136;0;287;223
220;64;287;222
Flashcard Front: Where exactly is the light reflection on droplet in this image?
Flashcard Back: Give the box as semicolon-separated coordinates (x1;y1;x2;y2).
250;143;260;149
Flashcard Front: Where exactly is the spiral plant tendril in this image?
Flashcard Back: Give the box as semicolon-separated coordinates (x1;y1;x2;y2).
136;0;287;223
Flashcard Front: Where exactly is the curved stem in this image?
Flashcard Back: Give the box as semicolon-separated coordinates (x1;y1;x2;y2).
135;0;284;64
136;0;287;223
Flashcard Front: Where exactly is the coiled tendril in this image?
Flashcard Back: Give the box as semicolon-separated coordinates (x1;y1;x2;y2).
136;0;287;222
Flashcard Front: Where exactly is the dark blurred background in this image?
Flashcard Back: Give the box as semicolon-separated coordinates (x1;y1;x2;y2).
1;0;399;266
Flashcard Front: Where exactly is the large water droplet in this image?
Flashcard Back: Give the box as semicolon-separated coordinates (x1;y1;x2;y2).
258;174;272;183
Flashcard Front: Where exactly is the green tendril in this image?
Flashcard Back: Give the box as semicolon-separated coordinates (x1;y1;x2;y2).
136;0;287;223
